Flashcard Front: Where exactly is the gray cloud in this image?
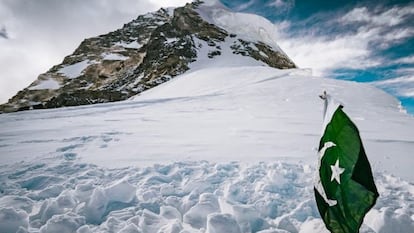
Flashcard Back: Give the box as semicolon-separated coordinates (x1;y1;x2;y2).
0;0;189;104
0;26;8;39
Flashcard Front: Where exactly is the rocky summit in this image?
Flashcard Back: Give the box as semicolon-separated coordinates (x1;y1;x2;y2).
0;1;296;113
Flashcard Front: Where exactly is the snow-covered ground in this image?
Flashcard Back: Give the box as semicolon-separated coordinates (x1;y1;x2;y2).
1;65;414;232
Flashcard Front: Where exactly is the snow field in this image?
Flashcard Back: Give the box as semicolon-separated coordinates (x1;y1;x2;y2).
1;66;414;232
0;160;413;233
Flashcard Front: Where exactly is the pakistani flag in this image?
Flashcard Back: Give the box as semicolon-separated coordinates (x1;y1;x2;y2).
314;94;379;233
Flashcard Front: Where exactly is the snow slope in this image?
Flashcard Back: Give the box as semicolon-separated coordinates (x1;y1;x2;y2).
1;66;414;232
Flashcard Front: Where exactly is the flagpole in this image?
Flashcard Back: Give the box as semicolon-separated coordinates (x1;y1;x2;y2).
319;90;328;120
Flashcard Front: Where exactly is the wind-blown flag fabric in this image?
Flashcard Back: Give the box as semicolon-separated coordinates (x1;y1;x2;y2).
314;94;379;233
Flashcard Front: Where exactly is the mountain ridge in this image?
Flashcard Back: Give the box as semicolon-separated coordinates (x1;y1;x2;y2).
0;1;296;113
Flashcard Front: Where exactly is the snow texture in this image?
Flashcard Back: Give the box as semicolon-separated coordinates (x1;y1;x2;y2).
0;160;413;233
1;66;414;232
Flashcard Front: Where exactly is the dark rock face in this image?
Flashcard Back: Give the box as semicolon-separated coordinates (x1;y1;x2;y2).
0;2;296;113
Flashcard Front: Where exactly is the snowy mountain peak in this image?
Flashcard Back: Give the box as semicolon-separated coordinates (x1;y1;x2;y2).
196;0;284;52
0;1;295;113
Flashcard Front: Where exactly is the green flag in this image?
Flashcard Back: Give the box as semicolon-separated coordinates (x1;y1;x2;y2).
314;94;379;233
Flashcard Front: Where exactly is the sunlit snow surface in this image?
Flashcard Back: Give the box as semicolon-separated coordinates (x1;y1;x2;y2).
1;67;414;232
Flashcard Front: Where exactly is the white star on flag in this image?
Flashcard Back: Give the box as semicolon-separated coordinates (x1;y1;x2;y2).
330;159;345;184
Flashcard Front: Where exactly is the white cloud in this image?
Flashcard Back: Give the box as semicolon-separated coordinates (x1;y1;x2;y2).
275;4;414;77
373;74;414;98
341;6;414;27
235;0;255;11
278;34;381;76
268;0;294;10
0;0;190;104
0;26;8;39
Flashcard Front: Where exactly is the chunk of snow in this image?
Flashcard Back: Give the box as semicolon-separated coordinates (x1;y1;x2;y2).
0;208;29;233
183;193;220;229
206;213;241;233
298;218;329;233
232;204;268;232
0;196;33;213
39;213;85;233
364;207;414;233
160;206;182;221
84;187;108;224
76;225;92;233
118;223;141;233
139;209;167;233
104;180;137;204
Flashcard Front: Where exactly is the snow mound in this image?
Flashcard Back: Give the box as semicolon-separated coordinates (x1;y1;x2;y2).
84;180;137;224
0;160;413;232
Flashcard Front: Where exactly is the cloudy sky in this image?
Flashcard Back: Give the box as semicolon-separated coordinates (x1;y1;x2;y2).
0;0;188;104
1;0;413;112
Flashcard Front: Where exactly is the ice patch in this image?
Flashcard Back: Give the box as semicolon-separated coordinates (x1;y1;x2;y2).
102;53;129;61
115;41;142;49
58;60;96;79
28;79;61;90
165;37;179;44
